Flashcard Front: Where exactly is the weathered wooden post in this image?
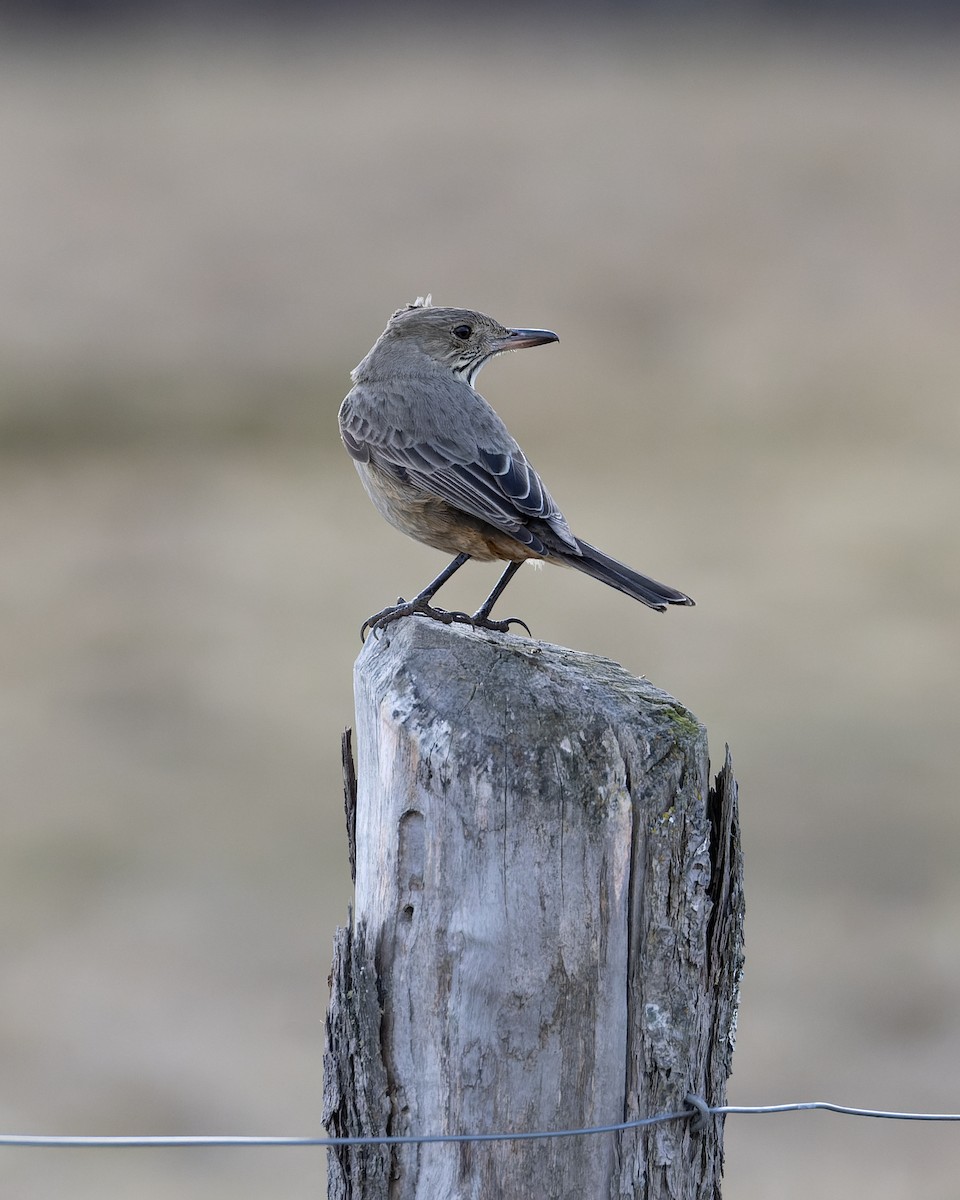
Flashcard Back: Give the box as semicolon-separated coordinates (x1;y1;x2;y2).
324;618;743;1199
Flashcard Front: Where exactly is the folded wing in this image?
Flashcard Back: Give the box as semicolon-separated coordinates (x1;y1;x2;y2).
341;386;578;557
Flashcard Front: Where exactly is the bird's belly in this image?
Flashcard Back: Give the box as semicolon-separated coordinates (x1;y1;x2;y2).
355;461;540;563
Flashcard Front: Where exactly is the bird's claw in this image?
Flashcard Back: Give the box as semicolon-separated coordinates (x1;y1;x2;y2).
470;614;532;637
447;610;532;637
360;599;458;642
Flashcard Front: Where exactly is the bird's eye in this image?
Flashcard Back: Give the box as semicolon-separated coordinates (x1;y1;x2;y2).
452;324;472;340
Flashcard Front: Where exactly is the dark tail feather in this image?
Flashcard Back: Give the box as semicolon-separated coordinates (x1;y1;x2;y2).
561;538;695;611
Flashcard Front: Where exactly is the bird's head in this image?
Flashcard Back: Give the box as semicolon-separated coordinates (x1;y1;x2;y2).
352;297;558;387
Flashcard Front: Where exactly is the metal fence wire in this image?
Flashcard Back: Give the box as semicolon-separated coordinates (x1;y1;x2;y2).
2;1095;960;1149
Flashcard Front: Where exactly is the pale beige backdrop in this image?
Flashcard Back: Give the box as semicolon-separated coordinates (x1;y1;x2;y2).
1;21;959;1199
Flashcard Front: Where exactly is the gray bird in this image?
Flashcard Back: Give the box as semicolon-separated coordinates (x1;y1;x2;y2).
340;297;694;638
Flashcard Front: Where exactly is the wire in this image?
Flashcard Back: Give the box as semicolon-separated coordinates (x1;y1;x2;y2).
2;1097;960;1149
713;1101;960;1121
0;1108;687;1149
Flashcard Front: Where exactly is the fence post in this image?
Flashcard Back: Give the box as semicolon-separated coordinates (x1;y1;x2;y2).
324;618;743;1199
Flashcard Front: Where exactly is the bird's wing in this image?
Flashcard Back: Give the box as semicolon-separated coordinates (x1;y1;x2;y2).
340;386;578;555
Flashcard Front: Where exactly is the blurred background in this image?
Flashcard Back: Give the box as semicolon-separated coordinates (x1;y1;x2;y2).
1;4;959;1197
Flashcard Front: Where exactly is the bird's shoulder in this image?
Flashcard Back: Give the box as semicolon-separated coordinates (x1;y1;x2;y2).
340;378;511;462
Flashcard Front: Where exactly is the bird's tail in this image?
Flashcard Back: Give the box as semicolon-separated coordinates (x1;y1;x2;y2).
560;538;694;611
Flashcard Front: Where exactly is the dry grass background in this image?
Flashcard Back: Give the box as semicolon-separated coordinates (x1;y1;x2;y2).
1;20;959;1198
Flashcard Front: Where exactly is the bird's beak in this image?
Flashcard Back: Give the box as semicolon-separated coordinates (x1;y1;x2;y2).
496;328;560;351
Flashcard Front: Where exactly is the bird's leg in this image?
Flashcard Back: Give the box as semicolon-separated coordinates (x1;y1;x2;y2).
456;561;531;636
361;553;471;640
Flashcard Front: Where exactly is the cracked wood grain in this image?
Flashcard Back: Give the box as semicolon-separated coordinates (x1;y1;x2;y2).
324;619;743;1199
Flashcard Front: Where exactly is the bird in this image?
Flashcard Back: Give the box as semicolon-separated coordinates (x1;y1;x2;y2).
339;296;694;639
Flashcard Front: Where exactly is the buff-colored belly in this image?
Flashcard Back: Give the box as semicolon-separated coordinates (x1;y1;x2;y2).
355;461;542;563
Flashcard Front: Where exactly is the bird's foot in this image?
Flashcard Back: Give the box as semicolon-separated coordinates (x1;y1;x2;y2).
361;600;532;641
360;597;461;642
448;611;533;637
